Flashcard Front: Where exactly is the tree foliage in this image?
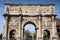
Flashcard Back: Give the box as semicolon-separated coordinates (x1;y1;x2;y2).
0;33;2;39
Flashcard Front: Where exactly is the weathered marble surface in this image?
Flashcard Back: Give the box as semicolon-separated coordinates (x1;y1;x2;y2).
3;4;57;40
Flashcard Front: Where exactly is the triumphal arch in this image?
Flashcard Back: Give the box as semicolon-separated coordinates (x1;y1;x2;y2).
3;3;58;40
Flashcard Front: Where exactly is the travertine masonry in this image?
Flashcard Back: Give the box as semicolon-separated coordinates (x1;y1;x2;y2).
3;3;57;40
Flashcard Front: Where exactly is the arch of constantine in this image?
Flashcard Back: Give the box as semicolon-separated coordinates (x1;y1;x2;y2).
3;3;58;40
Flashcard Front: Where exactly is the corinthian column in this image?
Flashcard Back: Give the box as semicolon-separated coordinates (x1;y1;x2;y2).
20;16;23;40
3;16;8;40
36;16;42;40
52;16;57;40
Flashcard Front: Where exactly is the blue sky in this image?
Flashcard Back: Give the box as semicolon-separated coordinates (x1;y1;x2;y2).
0;0;60;34
25;24;35;32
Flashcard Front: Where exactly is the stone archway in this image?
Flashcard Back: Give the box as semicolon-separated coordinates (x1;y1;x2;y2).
3;4;57;40
23;21;37;40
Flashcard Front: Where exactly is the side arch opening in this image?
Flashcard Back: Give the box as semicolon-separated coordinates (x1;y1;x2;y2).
9;29;16;40
43;29;50;40
56;25;60;38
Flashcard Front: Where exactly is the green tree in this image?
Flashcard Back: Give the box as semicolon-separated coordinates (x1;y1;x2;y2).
0;33;2;39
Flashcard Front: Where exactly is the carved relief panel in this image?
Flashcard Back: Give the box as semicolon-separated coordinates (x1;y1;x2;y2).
9;17;19;29
23;17;39;21
42;17;52;28
9;5;15;11
9;5;20;14
39;6;52;13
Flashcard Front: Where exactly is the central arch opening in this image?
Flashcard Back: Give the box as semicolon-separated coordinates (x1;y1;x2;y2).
25;24;35;32
23;22;36;40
